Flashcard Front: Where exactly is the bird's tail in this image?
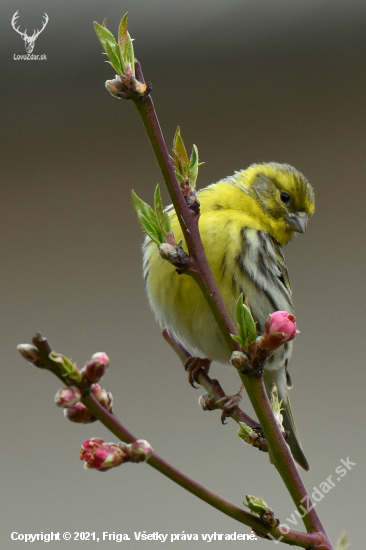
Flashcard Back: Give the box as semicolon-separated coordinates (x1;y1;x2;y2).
264;370;310;471
280;393;310;471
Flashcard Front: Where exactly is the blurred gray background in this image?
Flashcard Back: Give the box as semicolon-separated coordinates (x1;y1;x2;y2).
1;0;365;548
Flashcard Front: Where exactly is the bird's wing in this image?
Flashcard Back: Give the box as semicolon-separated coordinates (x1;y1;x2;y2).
271;238;291;294
236;229;294;327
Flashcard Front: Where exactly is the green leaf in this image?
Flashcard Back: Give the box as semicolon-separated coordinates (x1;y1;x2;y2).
48;352;82;383
245;495;268;515
231;334;245;347
105;39;123;74
270;385;283;416
172;165;184;184
137;212;162;246
131;190;157;223
94;21;118;54
189;144;199;189
124;34;135;70
132;190;161;239
237;422;256;443
243;303;257;346
94;21;123;74
336;534;348;550
235;295;257;351
189;144;198;170
163;211;171;234
154;184;167;240
236;294;246;341
173;127;189;171
118;13;129;54
118;13;135;75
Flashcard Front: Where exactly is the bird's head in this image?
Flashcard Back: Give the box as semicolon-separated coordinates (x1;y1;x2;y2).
242;162;315;245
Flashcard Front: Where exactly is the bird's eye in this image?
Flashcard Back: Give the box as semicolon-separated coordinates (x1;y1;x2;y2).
280;192;291;204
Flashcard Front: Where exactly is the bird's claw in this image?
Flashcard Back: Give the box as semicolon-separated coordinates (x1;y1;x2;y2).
216;384;244;424
184;357;211;388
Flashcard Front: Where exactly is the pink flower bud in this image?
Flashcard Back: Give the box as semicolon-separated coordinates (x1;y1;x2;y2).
83;352;110;383
90;384;113;411
266;311;298;339
80;438;128;471
64;402;96;424
259;311;299;351
55;386;82;408
128;440;153;463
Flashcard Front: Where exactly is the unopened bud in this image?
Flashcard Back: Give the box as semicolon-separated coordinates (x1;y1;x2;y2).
230;351;251;372
90;383;113;411
198;393;216;411
55;386;82;408
159;243;178;261
237;422;267;451
105;76;127;98
48;351;83;383
165;231;176;246
245;494;268;514
128;439;153;463
105;75;151;101
64;403;96;424
266;311;298;339
259;311;299;351
270;385;284;431
245;495;278;527
80;438;128;471
238;422;257;444
17;344;41;364
83;352;110;383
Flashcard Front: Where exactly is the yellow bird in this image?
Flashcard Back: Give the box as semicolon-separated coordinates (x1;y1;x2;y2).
142;162;315;470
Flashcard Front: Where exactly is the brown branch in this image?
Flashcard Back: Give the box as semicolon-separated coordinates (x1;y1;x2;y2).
162;329;261;430
237;369;333;549
19;334;326;548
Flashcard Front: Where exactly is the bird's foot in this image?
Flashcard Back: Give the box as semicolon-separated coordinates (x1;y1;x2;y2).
184;357;211;388
216;383;245;423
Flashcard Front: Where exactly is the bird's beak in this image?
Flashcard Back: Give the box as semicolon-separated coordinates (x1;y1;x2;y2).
286;212;308;233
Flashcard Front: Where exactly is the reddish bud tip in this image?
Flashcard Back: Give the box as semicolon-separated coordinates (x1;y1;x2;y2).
90;384;113;411
260;311;299;351
55;386;82;408
83;352;110;383
266;311;298;339
128;440;153;463
64;403;96;424
80;438;128;471
165;231;176;246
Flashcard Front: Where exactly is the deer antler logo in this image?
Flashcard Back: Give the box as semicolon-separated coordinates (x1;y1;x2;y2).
11;11;49;54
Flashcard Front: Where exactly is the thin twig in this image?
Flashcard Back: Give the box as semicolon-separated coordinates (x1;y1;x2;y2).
85;392;323;549
22;335;323;547
239;371;333;548
162;329;263;431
